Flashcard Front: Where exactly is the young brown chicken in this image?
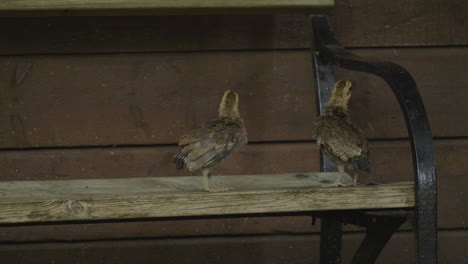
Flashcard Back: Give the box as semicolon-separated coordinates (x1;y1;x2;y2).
314;80;370;186
175;90;248;192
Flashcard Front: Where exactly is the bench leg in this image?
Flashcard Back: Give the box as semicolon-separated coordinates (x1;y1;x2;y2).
349;213;407;264
320;216;343;264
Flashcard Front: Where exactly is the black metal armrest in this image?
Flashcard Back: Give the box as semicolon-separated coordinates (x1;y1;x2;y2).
311;15;437;264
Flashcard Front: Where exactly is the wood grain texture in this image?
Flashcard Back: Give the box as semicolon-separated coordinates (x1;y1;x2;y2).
0;216;318;242
0;231;466;264
0;144;320;181
0;0;333;13
1;0;467;55
332;0;468;47
339;48;468;139
0;172;353;199
0;174;414;224
0;48;467;148
0;15;312;55
0;51;316;148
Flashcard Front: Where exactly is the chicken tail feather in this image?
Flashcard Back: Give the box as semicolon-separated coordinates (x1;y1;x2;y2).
174;153;187;169
354;155;371;173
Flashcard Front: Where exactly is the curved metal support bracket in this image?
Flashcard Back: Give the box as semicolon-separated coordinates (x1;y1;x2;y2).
311;16;437;264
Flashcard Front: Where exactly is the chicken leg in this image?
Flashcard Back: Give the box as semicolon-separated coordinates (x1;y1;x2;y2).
203;168;231;192
332;164;354;187
332;164;346;187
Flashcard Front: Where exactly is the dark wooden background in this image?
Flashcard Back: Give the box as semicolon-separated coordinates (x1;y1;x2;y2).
0;0;467;263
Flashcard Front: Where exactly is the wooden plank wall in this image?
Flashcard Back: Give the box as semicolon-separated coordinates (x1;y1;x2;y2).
0;0;467;263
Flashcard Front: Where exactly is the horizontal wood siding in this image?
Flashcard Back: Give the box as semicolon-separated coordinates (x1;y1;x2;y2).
0;48;467;148
1;231;466;264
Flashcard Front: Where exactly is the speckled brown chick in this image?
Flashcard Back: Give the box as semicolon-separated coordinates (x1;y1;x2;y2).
175;90;248;192
314;80;370;186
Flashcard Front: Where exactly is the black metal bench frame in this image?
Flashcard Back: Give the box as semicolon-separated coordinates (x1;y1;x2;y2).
311;16;437;264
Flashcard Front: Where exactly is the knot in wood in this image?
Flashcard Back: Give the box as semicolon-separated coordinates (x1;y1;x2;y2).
67;200;85;215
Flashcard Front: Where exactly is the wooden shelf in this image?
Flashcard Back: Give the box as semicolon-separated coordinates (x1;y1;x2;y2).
0;0;334;16
0;172;414;224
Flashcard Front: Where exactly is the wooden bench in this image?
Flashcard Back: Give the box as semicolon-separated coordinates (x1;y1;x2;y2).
0;1;437;264
0;173;414;224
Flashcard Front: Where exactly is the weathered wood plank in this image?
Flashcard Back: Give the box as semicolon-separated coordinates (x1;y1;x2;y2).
0;48;467;148
0;0;333;16
0;174;414;224
0;216;318;242
332;0;468;47
0;143;320;181
1;0;467;55
0;172;353;199
0;15;312;55
0;51;316;148
1;231;466;264
339;48;468;139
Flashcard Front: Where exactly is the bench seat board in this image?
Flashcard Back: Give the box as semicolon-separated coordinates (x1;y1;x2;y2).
0;0;334;16
0;173;414;224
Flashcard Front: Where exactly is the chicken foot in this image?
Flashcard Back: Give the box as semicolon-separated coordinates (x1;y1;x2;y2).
332;165;354;187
